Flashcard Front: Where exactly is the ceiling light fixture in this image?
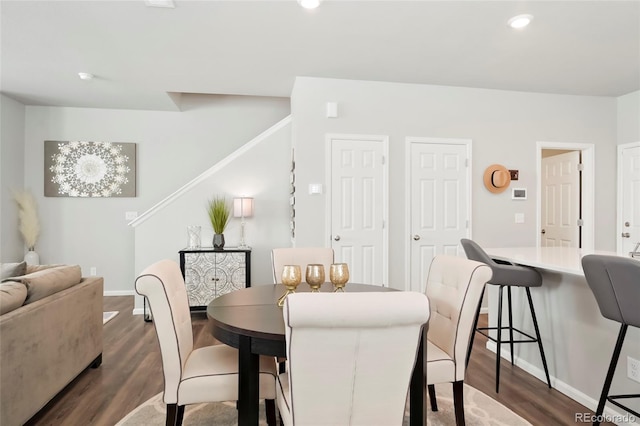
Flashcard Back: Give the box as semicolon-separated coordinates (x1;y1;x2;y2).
298;0;321;9
508;14;533;29
78;72;94;80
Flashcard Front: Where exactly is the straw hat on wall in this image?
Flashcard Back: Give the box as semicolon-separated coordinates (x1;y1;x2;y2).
483;164;511;193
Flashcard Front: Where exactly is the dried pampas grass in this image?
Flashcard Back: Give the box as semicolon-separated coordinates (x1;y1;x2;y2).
13;189;40;250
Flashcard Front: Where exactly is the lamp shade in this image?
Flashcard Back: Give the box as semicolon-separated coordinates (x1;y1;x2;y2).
233;197;254;218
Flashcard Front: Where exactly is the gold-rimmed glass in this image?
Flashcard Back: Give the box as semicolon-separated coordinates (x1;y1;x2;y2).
329;263;349;292
277;265;301;307
305;264;325;292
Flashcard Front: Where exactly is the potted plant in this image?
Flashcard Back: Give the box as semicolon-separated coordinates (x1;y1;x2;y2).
207;196;230;250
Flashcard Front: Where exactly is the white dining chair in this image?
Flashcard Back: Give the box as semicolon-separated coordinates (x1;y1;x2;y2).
135;259;277;426
277;291;430;426
425;255;492;426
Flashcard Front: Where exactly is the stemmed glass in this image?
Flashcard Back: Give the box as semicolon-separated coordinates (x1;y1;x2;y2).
305;264;325;292
330;263;349;292
277;265;301;307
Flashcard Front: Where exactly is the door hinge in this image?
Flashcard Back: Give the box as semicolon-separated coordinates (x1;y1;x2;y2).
466;219;469;229
577;163;584;171
465;158;469;167
381;156;385;165
577;219;584;226
382;220;386;229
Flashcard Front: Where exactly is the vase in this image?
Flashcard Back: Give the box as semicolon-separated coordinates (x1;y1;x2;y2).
187;225;201;249
24;249;40;266
213;233;225;250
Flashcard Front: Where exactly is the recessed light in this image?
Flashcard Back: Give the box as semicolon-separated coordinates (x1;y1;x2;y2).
144;0;175;8
298;0;321;9
508;14;533;29
78;72;94;81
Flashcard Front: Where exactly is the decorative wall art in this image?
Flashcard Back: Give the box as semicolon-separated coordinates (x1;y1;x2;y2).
290;148;296;241
44;141;137;197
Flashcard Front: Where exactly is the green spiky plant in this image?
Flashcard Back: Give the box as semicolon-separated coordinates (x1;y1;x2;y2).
207;196;230;235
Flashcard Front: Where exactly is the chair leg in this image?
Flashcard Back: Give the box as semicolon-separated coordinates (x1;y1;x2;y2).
265;399;277;426
453;380;466;426
176;405;185;426
465;285;485;368
428;384;438;411
525;288;552;388
507;286;515;365
166;404;179;426
495;285;504;393
594;324;628;426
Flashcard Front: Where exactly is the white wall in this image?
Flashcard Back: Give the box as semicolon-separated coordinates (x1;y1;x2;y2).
0;94;26;262
617;90;640;144
133;121;292;312
22;94;290;293
291;77;617;289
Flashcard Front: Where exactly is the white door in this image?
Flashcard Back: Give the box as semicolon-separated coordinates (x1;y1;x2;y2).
619;144;640;255
329;136;387;286
541;151;581;247
409;141;469;293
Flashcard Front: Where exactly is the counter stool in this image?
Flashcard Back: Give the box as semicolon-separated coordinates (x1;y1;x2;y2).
460;239;552;393
582;255;640;425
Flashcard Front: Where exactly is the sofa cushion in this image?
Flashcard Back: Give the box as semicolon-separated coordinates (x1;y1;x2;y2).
2;265;82;305
0;282;28;315
25;264;64;275
0;262;27;280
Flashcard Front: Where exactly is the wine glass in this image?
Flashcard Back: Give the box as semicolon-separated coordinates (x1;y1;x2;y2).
330;263;349;292
277;265;301;307
305;264;325;292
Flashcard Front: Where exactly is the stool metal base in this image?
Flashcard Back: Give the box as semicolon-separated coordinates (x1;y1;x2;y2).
467;284;552;393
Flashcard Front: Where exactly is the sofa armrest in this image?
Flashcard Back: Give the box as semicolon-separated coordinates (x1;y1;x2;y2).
0;276;103;425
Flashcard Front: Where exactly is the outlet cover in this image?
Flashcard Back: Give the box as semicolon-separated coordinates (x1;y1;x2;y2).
125;211;138;221
628;356;640;383
90;267;97;276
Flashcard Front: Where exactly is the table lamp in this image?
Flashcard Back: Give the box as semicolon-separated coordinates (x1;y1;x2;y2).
233;197;253;249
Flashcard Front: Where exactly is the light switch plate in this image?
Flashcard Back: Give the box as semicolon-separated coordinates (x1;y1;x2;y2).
515;213;525;224
125;211;138;220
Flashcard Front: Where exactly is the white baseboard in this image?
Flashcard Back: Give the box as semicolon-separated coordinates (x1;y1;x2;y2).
104;290;135;297
480;306;489;315
132;307;145;316
485;341;640;425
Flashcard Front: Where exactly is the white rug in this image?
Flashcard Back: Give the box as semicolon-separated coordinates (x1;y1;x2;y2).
103;311;119;325
116;383;531;425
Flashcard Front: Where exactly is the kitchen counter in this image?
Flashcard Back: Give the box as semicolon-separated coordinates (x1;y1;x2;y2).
480;247;639;423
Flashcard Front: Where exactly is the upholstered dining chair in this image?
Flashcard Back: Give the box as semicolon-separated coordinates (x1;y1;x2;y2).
135;259;277;426
425;255;492;426
581;254;640;425
271;247;334;283
277;291;430;426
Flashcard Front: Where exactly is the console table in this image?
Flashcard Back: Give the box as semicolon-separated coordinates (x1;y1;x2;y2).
179;248;251;311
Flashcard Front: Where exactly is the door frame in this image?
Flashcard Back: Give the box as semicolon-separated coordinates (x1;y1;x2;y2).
325;133;390;285
536;141;595;250
617;141;640;254
404;137;472;291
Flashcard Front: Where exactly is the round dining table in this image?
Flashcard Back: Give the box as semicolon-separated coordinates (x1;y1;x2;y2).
207;283;427;426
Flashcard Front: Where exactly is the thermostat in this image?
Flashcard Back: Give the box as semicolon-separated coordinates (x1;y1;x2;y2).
512;188;527;200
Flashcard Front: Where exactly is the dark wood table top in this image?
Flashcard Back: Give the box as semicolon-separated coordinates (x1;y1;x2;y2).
207;283;394;357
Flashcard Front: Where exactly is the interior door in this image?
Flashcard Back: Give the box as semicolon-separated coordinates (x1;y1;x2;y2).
330;136;386;285
541;151;581;247
620;144;640;255
409;141;469;293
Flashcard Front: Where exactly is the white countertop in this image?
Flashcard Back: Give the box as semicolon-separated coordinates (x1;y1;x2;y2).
484;246;625;276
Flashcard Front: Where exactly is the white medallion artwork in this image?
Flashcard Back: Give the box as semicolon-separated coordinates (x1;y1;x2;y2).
44;141;136;197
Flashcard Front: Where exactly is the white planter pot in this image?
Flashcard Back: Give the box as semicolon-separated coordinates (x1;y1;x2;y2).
24;250;40;266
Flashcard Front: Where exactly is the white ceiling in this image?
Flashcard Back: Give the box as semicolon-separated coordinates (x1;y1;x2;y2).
2;1;639;111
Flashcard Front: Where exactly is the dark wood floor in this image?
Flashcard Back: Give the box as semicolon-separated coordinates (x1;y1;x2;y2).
26;296;612;426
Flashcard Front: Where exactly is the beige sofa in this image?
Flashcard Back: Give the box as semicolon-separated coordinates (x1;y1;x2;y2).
0;264;103;426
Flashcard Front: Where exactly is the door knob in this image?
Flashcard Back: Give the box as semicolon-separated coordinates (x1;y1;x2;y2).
413;235;421;241
334;235;341;241
541;229;546;234
625;221;630;227
622;232;631;238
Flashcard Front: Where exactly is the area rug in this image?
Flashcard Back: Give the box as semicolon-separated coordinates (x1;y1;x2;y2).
103;311;119;325
116;383;531;425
